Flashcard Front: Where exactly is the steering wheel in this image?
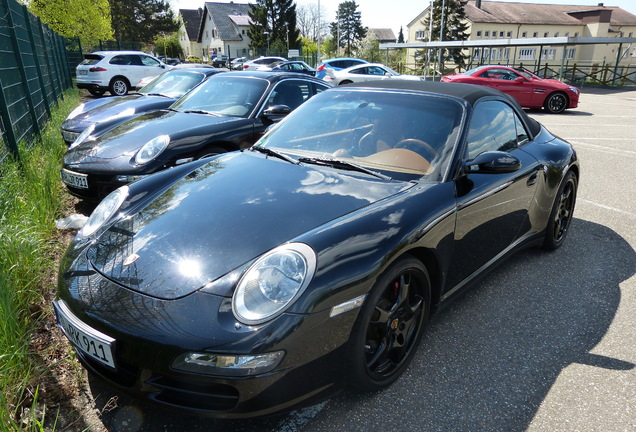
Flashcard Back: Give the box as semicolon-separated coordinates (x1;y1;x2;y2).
395;139;437;161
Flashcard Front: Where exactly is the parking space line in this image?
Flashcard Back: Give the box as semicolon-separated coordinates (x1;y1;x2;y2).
578;199;636;219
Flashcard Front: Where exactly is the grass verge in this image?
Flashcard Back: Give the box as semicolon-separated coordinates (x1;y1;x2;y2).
0;89;82;431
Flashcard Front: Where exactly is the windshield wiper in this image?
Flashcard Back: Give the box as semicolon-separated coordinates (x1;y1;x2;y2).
250;146;298;164
298;157;391;180
145;93;170;98
182;109;220;116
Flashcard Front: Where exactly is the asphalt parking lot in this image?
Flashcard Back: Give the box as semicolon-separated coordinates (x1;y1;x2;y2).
86;86;636;432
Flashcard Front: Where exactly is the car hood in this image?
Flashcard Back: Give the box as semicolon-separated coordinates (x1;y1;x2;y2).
61;95;173;131
86;152;411;300
63;110;249;169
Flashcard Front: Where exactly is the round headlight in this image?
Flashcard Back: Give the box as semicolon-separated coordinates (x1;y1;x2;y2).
232;243;317;325
79;186;128;238
135;135;170;165
69;124;95;149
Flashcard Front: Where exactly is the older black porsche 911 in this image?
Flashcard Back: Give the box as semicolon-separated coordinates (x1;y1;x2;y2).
54;81;578;418
61;71;330;200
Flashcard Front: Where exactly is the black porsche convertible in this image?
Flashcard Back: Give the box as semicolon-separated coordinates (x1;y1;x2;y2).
55;81;578;418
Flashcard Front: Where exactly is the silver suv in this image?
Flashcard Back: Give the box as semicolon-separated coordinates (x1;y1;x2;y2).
75;51;170;96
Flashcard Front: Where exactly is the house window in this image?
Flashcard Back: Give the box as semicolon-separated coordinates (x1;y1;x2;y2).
566;47;576;59
485;31;489;37
499;31;504;38
492;30;497;38
522;32;527;38
544;32;549;37
554;32;559;37
533;32;538;37
507;31;511;38
415;30;426;40
206;30;209;39
476;30;482;38
541;48;556;60
564;32;569;37
574;32;579;37
629;32;633;37
519;48;535;60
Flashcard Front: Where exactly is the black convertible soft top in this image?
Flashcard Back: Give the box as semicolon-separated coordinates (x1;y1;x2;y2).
347;80;542;137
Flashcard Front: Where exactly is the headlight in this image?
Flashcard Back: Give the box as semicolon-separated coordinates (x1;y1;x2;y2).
69;124;95;149
232;243;316;325
67;103;85;120
135;135;170;165
568;86;580;94
78;186;128;238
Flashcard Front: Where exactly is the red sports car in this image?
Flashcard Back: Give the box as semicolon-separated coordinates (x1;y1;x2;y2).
441;65;579;113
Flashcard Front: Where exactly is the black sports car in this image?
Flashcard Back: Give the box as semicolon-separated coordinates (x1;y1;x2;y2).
61;68;223;145
61;71;330;200
55;81;579;418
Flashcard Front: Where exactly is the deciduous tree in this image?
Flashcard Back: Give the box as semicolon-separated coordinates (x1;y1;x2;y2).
247;0;300;53
28;0;113;40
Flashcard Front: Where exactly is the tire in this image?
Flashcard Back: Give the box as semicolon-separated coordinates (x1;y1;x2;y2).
543;170;577;250
544;92;568;114
87;88;105;96
109;77;130;96
347;255;431;391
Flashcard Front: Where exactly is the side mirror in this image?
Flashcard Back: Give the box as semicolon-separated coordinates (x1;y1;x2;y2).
464;151;521;174
262;104;292;122
514;76;525;83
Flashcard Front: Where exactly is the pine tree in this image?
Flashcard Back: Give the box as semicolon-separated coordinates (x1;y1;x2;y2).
329;1;366;56
108;0;178;44
398;26;405;44
247;0;301;54
423;0;469;70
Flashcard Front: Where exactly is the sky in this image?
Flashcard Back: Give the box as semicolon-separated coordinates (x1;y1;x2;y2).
170;0;636;38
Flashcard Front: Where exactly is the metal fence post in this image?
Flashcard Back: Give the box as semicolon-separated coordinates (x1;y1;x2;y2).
6;0;41;136
24;7;51;119
0;76;20;161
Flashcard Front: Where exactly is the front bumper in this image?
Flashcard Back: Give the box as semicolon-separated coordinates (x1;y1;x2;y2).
56;248;357;417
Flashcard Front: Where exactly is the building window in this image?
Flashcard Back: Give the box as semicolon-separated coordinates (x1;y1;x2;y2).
499;31;504;38
485;31;489;37
507;31;511;38
206;30;209;38
629;32;633;37
522;32;527;38
554;32;559;37
533;32;538;37
492;30;497;38
519;48;535;60
565;32;569;37
566;47;576;59
541;48;556;60
544;32;549;37
476;30;482;38
415;30;426;40
574;32;579;37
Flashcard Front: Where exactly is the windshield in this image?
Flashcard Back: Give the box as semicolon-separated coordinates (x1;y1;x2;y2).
256;88;464;182
139;71;205;98
171;76;268;117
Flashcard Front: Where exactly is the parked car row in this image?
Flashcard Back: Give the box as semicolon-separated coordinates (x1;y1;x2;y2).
63;71;331;200
55;76;580;419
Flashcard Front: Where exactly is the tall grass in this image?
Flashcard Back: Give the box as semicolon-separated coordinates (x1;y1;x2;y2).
0;89;81;431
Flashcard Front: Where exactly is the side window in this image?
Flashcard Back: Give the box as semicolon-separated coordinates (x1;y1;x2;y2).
110;55;128;65
140;55;161;67
368;67;385;75
351;67;367;75
514;114;530;145
266;80;309;111
465;101;519;160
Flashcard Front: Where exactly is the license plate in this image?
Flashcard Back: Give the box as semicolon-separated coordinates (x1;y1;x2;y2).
53;300;116;369
79;70;87;75
61;169;88;189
